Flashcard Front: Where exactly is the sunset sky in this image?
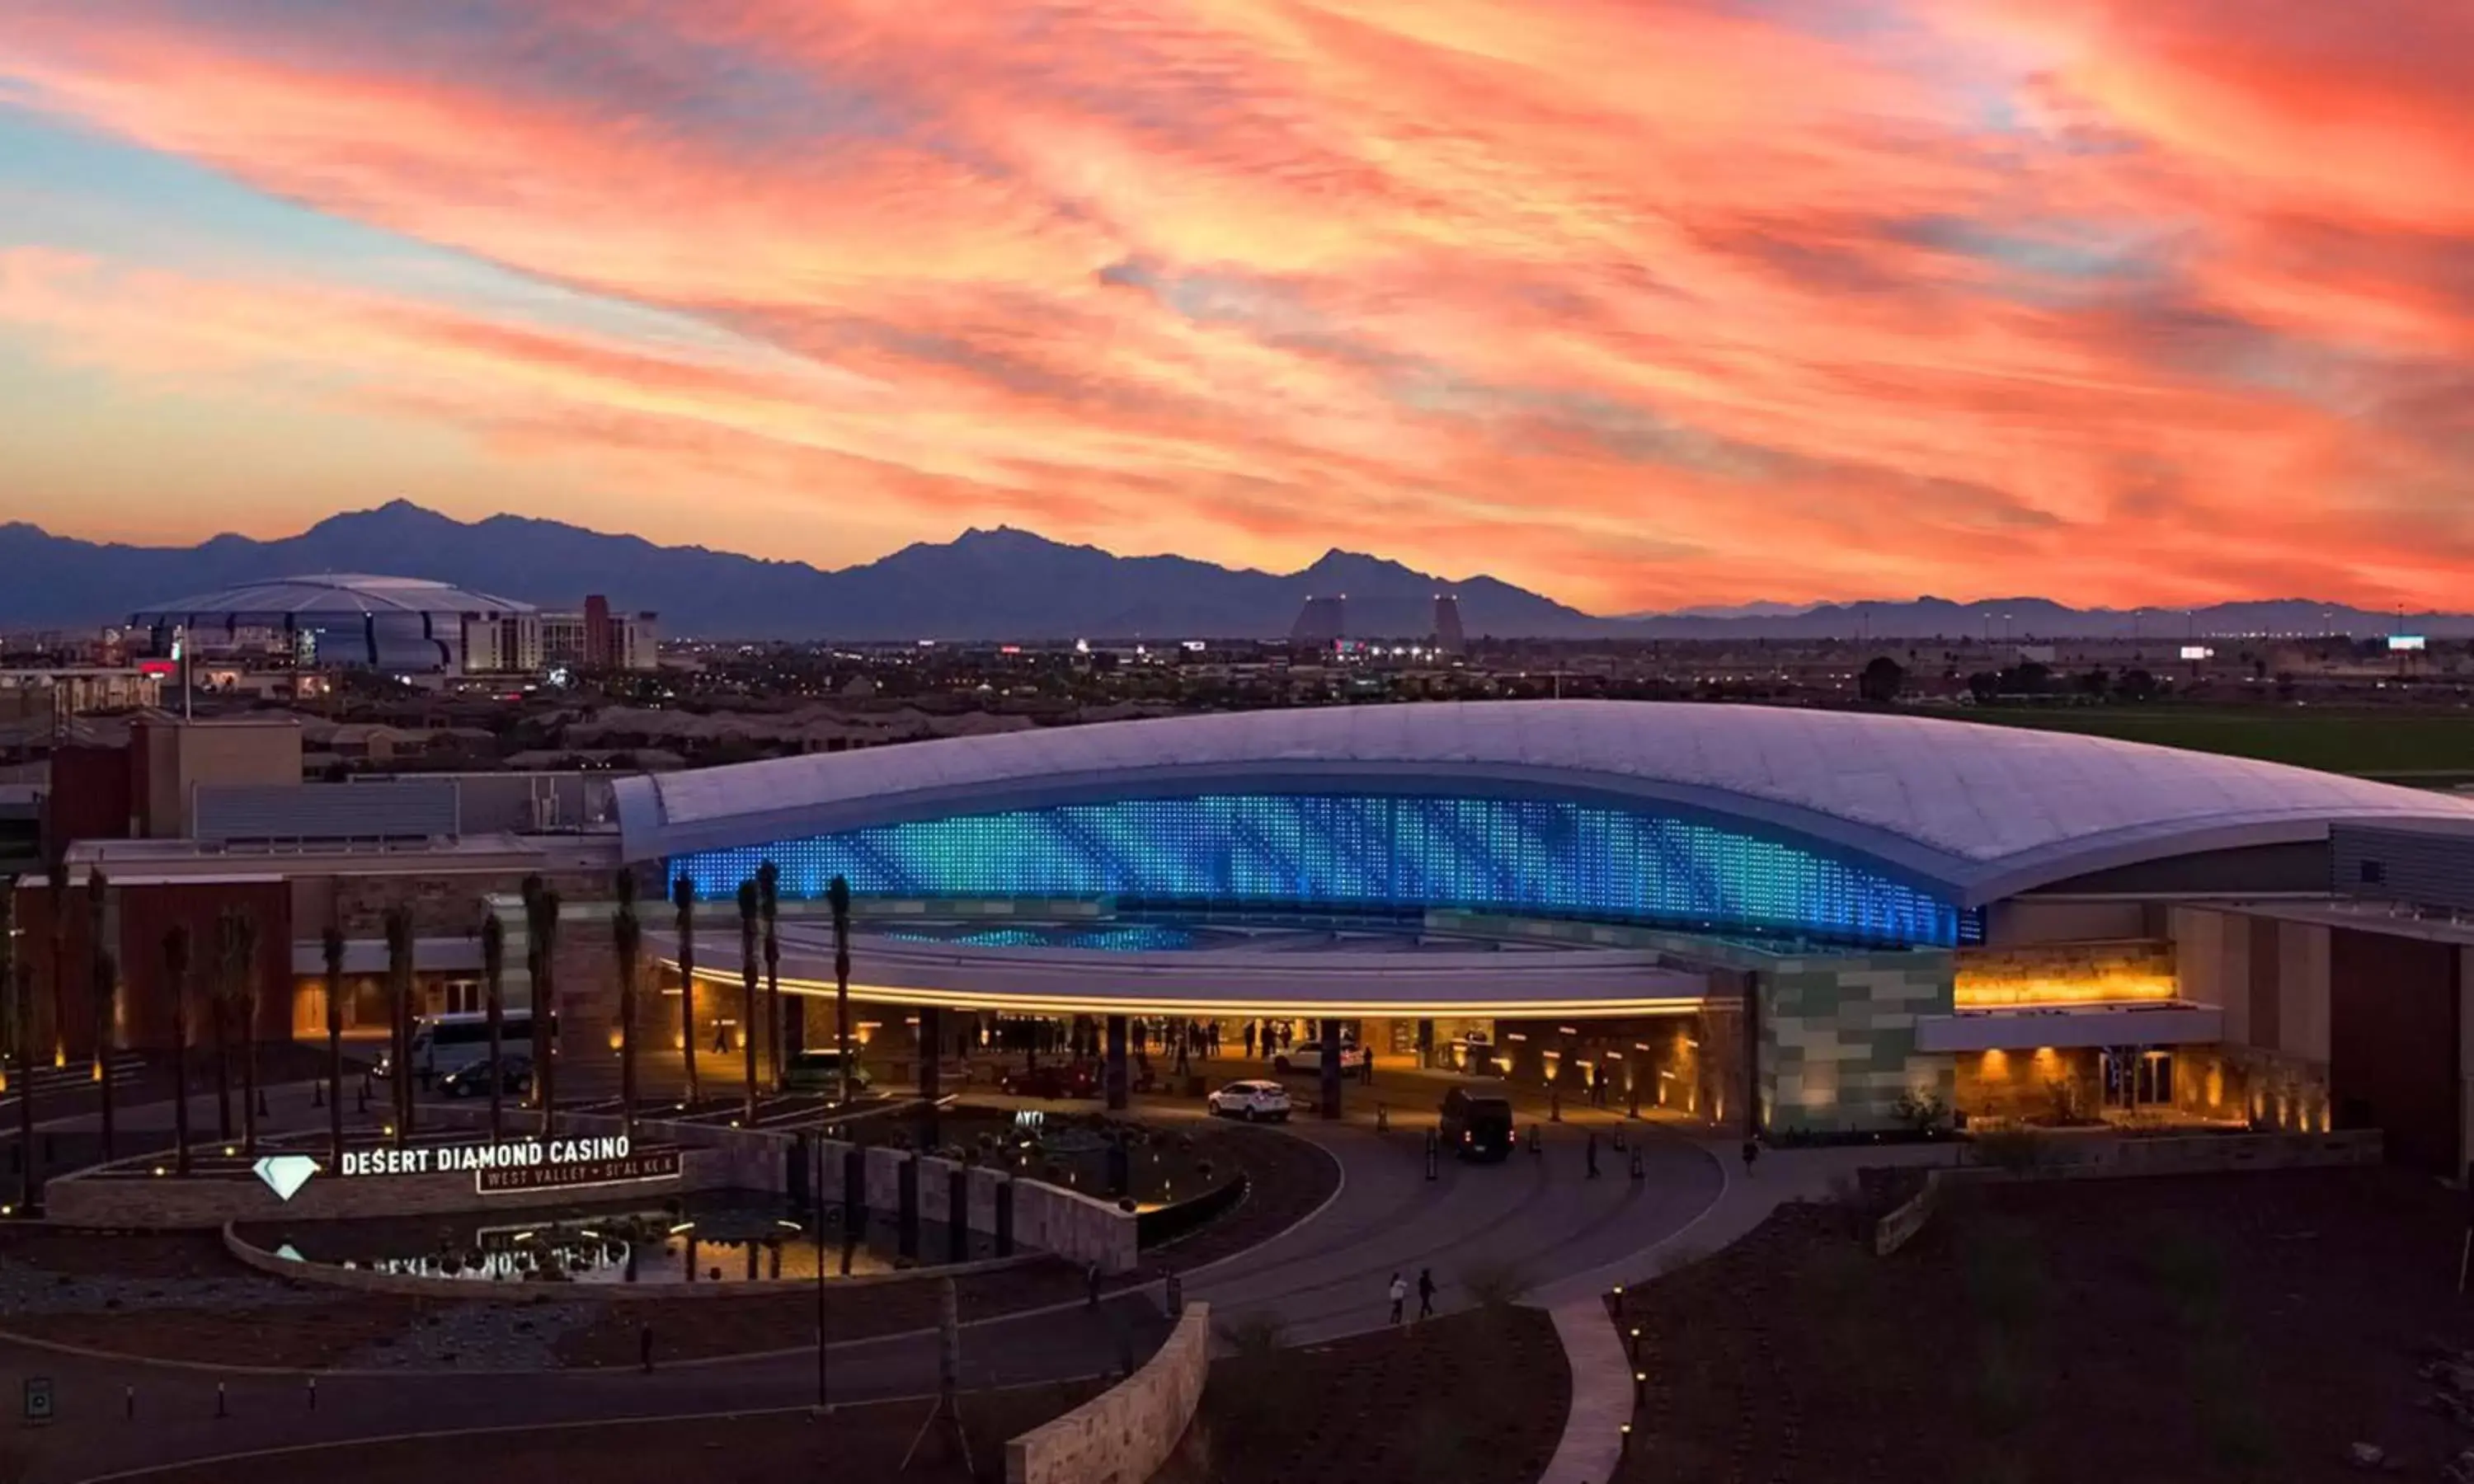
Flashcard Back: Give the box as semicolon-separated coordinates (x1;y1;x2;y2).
1;1;2468;614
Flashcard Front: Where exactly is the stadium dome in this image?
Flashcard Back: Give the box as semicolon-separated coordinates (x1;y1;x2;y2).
131;574;533;672
617;700;2474;946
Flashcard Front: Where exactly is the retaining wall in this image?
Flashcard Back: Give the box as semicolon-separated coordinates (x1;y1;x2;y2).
1005;1302;1210;1484
1874;1126;2384;1256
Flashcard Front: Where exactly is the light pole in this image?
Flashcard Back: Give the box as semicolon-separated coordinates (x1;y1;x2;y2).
812;1131;829;1411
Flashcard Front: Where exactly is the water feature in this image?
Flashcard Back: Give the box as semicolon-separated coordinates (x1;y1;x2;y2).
242;1190;1014;1286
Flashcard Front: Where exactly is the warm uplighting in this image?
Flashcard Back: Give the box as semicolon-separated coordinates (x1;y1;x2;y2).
90;1060;102;1084
223;1145;235;1156
151;1166;165;1176
1954;969;2176;1009
52;1047;64;1069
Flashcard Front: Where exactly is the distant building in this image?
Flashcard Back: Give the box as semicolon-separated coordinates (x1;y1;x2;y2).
1432;594;1466;655
129;574;534;677
540;599;659;672
1291;594;1346;646
0;669;162;721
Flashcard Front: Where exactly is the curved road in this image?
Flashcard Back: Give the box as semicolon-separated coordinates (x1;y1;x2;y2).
4;1097;1722;1482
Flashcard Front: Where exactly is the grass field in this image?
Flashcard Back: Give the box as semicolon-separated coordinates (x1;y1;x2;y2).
1943;706;2474;778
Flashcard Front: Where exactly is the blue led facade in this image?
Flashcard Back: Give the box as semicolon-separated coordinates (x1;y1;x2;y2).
669;792;1962;946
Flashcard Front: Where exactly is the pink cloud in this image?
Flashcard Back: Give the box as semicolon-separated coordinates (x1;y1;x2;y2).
1;1;2470;611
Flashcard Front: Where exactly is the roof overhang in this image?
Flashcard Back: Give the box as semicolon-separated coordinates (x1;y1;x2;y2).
653;924;1716;1019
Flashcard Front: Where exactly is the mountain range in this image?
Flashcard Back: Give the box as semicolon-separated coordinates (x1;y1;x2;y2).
0;502;2466;642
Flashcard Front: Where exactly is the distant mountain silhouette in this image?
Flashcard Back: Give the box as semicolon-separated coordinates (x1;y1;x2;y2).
0;502;1599;640
0;503;2462;641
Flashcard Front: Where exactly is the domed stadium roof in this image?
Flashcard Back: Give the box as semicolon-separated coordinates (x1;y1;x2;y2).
130;574;534;622
613;700;2474;905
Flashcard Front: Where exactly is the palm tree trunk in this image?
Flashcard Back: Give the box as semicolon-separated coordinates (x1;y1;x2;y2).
13;960;36;1208
482;914;506;1144
241;974;259;1158
613;871;640;1140
93;956;115;1162
740;879;760;1126
323;929;345;1172
830;876;852;1110
214;992;233;1142
675;878;699;1109
164;928;192;1179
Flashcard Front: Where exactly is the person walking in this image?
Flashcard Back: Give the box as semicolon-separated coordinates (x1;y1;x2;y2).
1741;1136;1760;1177
1087;1259;1103;1309
1586;1130;1601;1178
638;1321;655;1374
1388;1271;1408;1326
1417;1268;1437;1322
1244;1021;1258;1059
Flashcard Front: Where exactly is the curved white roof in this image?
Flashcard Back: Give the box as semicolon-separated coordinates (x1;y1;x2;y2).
612;700;2474;904
132;574;534;621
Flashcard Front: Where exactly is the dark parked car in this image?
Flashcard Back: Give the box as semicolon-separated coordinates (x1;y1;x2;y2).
1439;1085;1516;1162
438;1054;532;1099
999;1061;1101;1100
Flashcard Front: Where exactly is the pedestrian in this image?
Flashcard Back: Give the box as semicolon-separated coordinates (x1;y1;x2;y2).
1586;1130;1601;1178
1417;1268;1437;1322
1742;1136;1760;1177
1087;1259;1103;1309
1208;1023;1221;1057
1244;1021;1258;1059
713;1022;729;1056
1360;1046;1375;1086
1388;1271;1407;1325
638;1320;655;1373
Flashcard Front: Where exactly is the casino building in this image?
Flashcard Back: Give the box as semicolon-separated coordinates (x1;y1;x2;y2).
24;701;2474;1170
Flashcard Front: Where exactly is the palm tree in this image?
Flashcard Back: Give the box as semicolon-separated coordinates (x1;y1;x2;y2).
87;866;114;1162
528;885;562;1137
163;924;193;1177
45;855;66;1069
757;861;783;1090
383;905;413;1147
829;875;853;1108
322;923;346;1170
612;869;641;1139
211;908;247;1143
238;912;261;1160
672;874;699;1108
481;912;506;1143
2;885;32;1210
738;878;760;1124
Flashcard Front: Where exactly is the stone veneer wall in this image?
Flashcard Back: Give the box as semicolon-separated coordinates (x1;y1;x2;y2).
1758;952;1955;1135
1006;1303;1210;1484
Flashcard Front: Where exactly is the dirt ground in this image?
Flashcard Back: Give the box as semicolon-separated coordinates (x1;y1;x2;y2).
1158;1303;1569;1484
86;1383;1103;1484
1615;1166;2474;1484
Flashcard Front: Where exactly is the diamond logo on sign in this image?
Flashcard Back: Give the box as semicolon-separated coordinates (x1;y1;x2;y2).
252;1155;320;1202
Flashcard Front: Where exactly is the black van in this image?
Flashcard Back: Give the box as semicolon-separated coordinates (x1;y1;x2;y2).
1439;1085;1517;1162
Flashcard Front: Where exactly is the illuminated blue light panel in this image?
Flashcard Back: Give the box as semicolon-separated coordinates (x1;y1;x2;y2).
670;794;1960;946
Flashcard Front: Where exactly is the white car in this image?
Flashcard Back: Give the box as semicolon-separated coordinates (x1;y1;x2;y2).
1207;1080;1294;1122
1273;1040;1367;1074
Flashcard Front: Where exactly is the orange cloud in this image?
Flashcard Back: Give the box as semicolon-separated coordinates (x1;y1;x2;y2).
0;1;2470;611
